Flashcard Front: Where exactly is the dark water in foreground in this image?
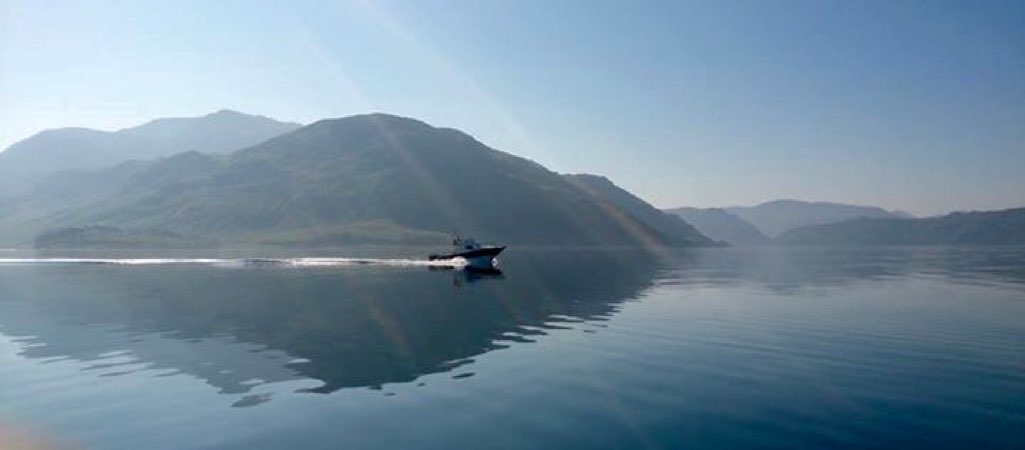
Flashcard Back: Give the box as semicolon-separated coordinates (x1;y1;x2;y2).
1;247;1023;449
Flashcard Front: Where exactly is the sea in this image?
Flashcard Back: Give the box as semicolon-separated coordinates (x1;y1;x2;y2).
1;246;1023;449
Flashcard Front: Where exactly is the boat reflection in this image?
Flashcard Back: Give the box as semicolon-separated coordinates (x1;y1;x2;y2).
429;264;505;287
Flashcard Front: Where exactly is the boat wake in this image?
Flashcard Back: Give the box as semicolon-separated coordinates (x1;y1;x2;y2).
0;257;468;268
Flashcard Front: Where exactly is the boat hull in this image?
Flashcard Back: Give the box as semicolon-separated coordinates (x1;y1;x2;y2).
429;246;505;267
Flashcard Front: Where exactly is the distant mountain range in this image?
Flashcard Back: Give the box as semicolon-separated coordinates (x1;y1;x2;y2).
725;199;909;237
0;113;717;248
663;200;910;245
0;110;301;195
778;208;1025;245
668;200;1024;247
664;207;770;246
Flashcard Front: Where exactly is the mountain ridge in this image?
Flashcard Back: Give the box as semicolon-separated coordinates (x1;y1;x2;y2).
726;199;908;237
565;174;718;247
0;113;717;248
0;110;302;195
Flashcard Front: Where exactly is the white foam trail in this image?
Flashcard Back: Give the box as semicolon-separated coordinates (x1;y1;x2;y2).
0;257;468;268
0;258;228;265
286;257;466;268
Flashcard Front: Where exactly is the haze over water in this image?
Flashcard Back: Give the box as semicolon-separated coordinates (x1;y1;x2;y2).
1;247;1023;449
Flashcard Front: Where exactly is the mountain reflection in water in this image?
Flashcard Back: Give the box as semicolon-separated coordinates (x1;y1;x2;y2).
1;246;1023;413
0;248;659;404
1;246;1023;450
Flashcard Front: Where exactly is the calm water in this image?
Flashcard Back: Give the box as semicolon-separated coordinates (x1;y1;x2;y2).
1;247;1023;449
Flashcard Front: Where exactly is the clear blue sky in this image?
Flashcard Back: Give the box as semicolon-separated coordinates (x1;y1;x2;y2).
2;0;1023;215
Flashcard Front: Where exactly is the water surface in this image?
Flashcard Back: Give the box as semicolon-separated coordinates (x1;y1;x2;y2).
1;247;1023;449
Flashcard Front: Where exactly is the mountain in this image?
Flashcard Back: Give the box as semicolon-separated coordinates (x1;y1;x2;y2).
0;110;301;194
34;225;217;249
0;113;718;248
778;207;1025;245
665;207;770;246
727;199;907;237
564;174;718;246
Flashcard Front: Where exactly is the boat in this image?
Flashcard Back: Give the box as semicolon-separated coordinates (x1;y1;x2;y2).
428;235;505;268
